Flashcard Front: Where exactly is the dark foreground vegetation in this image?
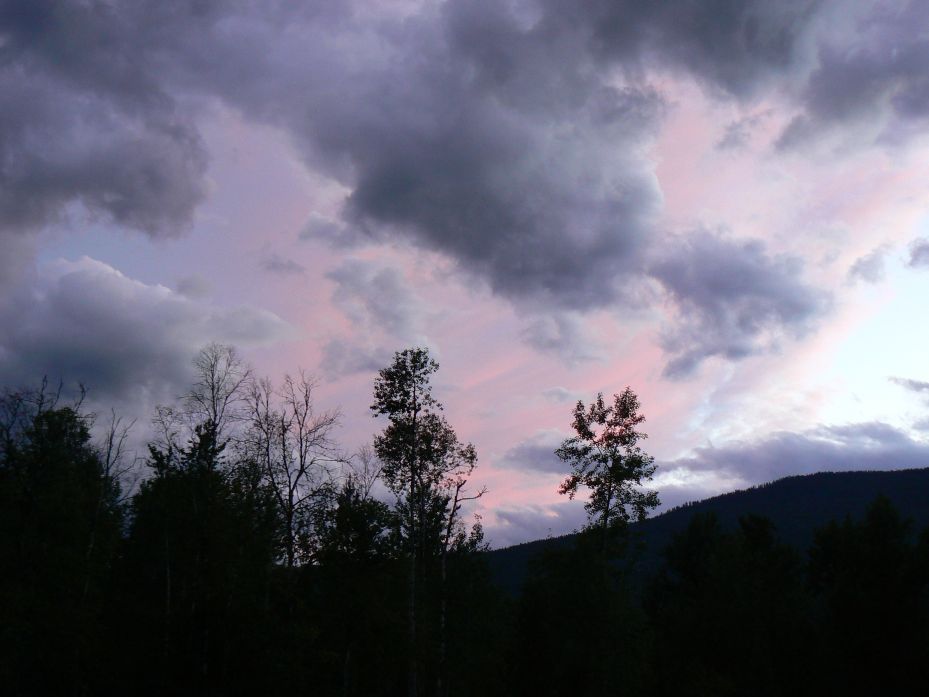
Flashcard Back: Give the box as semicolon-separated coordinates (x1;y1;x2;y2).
2;345;929;696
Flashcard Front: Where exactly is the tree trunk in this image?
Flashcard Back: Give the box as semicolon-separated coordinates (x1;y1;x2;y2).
436;547;448;697
408;499;418;697
408;406;419;697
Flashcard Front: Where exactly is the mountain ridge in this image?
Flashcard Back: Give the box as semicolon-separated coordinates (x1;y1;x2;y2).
487;466;929;592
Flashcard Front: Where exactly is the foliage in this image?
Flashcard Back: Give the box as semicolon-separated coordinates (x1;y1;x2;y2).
5;352;929;696
370;347;486;697
557;387;659;544
0;387;123;695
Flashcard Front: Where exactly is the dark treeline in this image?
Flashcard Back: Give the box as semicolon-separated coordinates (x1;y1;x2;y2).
2;346;929;696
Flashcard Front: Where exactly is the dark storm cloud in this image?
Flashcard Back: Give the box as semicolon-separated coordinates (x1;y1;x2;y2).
0;0;207;236
7;0;924;379
0;257;290;403
565;0;822;96
651;230;829;378
778;1;929;147
664;421;929;485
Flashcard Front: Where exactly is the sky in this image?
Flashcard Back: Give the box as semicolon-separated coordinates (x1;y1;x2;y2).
2;0;929;547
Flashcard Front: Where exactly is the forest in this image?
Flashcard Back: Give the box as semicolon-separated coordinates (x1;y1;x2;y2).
2;345;929;697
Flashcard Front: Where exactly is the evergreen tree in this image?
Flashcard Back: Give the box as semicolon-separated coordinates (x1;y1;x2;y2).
0;386;123;696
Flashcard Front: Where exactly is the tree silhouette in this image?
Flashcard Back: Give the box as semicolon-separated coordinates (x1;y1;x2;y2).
371;347;484;697
557;387;658;550
243;371;341;567
0;385;123;696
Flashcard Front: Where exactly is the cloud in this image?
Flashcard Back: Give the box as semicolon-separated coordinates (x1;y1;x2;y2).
907;238;929;269
777;2;929;147
175;275;211;299
321;257;434;381
497;429;567;474
542;386;585;404
520;312;605;365
890;376;929;394
260;253;306;276
8;0;920;382
164;0;669;309
327;259;426;339
0;257;291;405
299;212;357;247
663;421;929;486
490;501;587;548
717;110;772;150
0;1;207;237
651;230;829;378
318;338;390;382
847;246;888;284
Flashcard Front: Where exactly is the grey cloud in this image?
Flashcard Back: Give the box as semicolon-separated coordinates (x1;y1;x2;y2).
531;0;821;98
0;1;207;237
890;377;929;394
318;338;390;382
299;213;356;247
161;0;667;309
261;254;306;276
490;501;587;548
847;246;887;284
651;230;829;378
778;1;929;147
907;238;929;268
6;0;905;377
0;257;291;405
717;111;771;150
0;233;35;292
664;421;929;485
497;430;567;474
542;386;585;404
175;275;211;299
327;259;425;339
520;313;605;366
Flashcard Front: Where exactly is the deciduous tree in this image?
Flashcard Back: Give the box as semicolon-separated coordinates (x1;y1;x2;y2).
557;387;659;549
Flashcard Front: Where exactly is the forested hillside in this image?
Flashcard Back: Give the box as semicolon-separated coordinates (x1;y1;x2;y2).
489;467;929;591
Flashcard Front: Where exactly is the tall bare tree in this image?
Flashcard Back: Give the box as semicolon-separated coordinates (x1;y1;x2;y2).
152;344;253;466
244;370;341;567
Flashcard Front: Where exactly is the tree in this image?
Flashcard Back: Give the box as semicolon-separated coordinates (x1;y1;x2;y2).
557;387;658;549
243;371;341;567
370;348;484;697
807;497;929;694
122;418;281;695
0;383;123;695
153;343;252;462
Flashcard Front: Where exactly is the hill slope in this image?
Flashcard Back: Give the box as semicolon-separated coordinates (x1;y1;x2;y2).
487;467;929;592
